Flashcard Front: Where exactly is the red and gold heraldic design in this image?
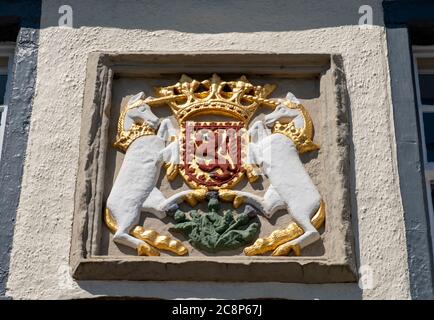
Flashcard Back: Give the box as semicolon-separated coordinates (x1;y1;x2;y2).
180;121;247;190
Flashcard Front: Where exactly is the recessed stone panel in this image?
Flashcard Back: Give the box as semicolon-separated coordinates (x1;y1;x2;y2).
70;52;356;282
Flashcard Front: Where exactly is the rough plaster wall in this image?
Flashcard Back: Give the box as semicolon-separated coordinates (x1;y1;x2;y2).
0;28;39;297
6;0;410;299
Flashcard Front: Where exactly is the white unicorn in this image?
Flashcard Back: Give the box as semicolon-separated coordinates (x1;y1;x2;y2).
229;93;324;256
105;92;197;256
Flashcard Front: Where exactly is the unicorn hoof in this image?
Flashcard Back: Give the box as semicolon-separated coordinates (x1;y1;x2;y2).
137;242;160;256
243;238;266;256
272;242;301;256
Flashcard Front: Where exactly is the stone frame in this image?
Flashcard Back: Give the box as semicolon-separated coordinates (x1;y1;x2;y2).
70;52;357;283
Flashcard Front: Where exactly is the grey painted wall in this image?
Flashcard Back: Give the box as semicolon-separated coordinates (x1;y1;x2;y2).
0;28;39;298
385;27;434;299
383;0;434;299
0;0;41;298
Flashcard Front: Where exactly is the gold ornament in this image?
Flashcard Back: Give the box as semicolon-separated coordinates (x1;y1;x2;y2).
272;100;319;154
183;189;207;207
104;208;188;256
243;201;325;256
113;106;156;152
218;189;245;208
154;74;276;123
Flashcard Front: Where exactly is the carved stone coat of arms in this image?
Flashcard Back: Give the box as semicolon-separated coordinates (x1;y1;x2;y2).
104;74;325;257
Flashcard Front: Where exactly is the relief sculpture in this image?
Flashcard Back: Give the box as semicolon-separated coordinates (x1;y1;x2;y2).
105;74;325;256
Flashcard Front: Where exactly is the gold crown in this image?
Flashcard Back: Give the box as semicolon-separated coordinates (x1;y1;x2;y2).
154;74;276;124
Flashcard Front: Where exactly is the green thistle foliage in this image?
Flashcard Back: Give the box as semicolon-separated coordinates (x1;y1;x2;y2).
170;197;259;253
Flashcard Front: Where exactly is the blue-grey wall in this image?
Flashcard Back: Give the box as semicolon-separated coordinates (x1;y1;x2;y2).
0;0;41;298
383;0;434;299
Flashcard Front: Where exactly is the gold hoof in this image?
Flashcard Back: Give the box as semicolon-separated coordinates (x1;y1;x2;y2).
137;242;160;256
184;189;207;207
164;163;179;181
105;207;187;256
272;242;301;256
133;226;188;256
243;239;268;256
244;164;260;183
219;189;245;208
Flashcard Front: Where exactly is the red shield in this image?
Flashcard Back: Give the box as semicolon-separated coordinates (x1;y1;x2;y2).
180;121;246;190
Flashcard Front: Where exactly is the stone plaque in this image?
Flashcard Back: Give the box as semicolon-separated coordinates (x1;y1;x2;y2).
70;53;356;282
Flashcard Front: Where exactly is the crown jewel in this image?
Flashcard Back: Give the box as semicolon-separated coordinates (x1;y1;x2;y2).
154;74;276;123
